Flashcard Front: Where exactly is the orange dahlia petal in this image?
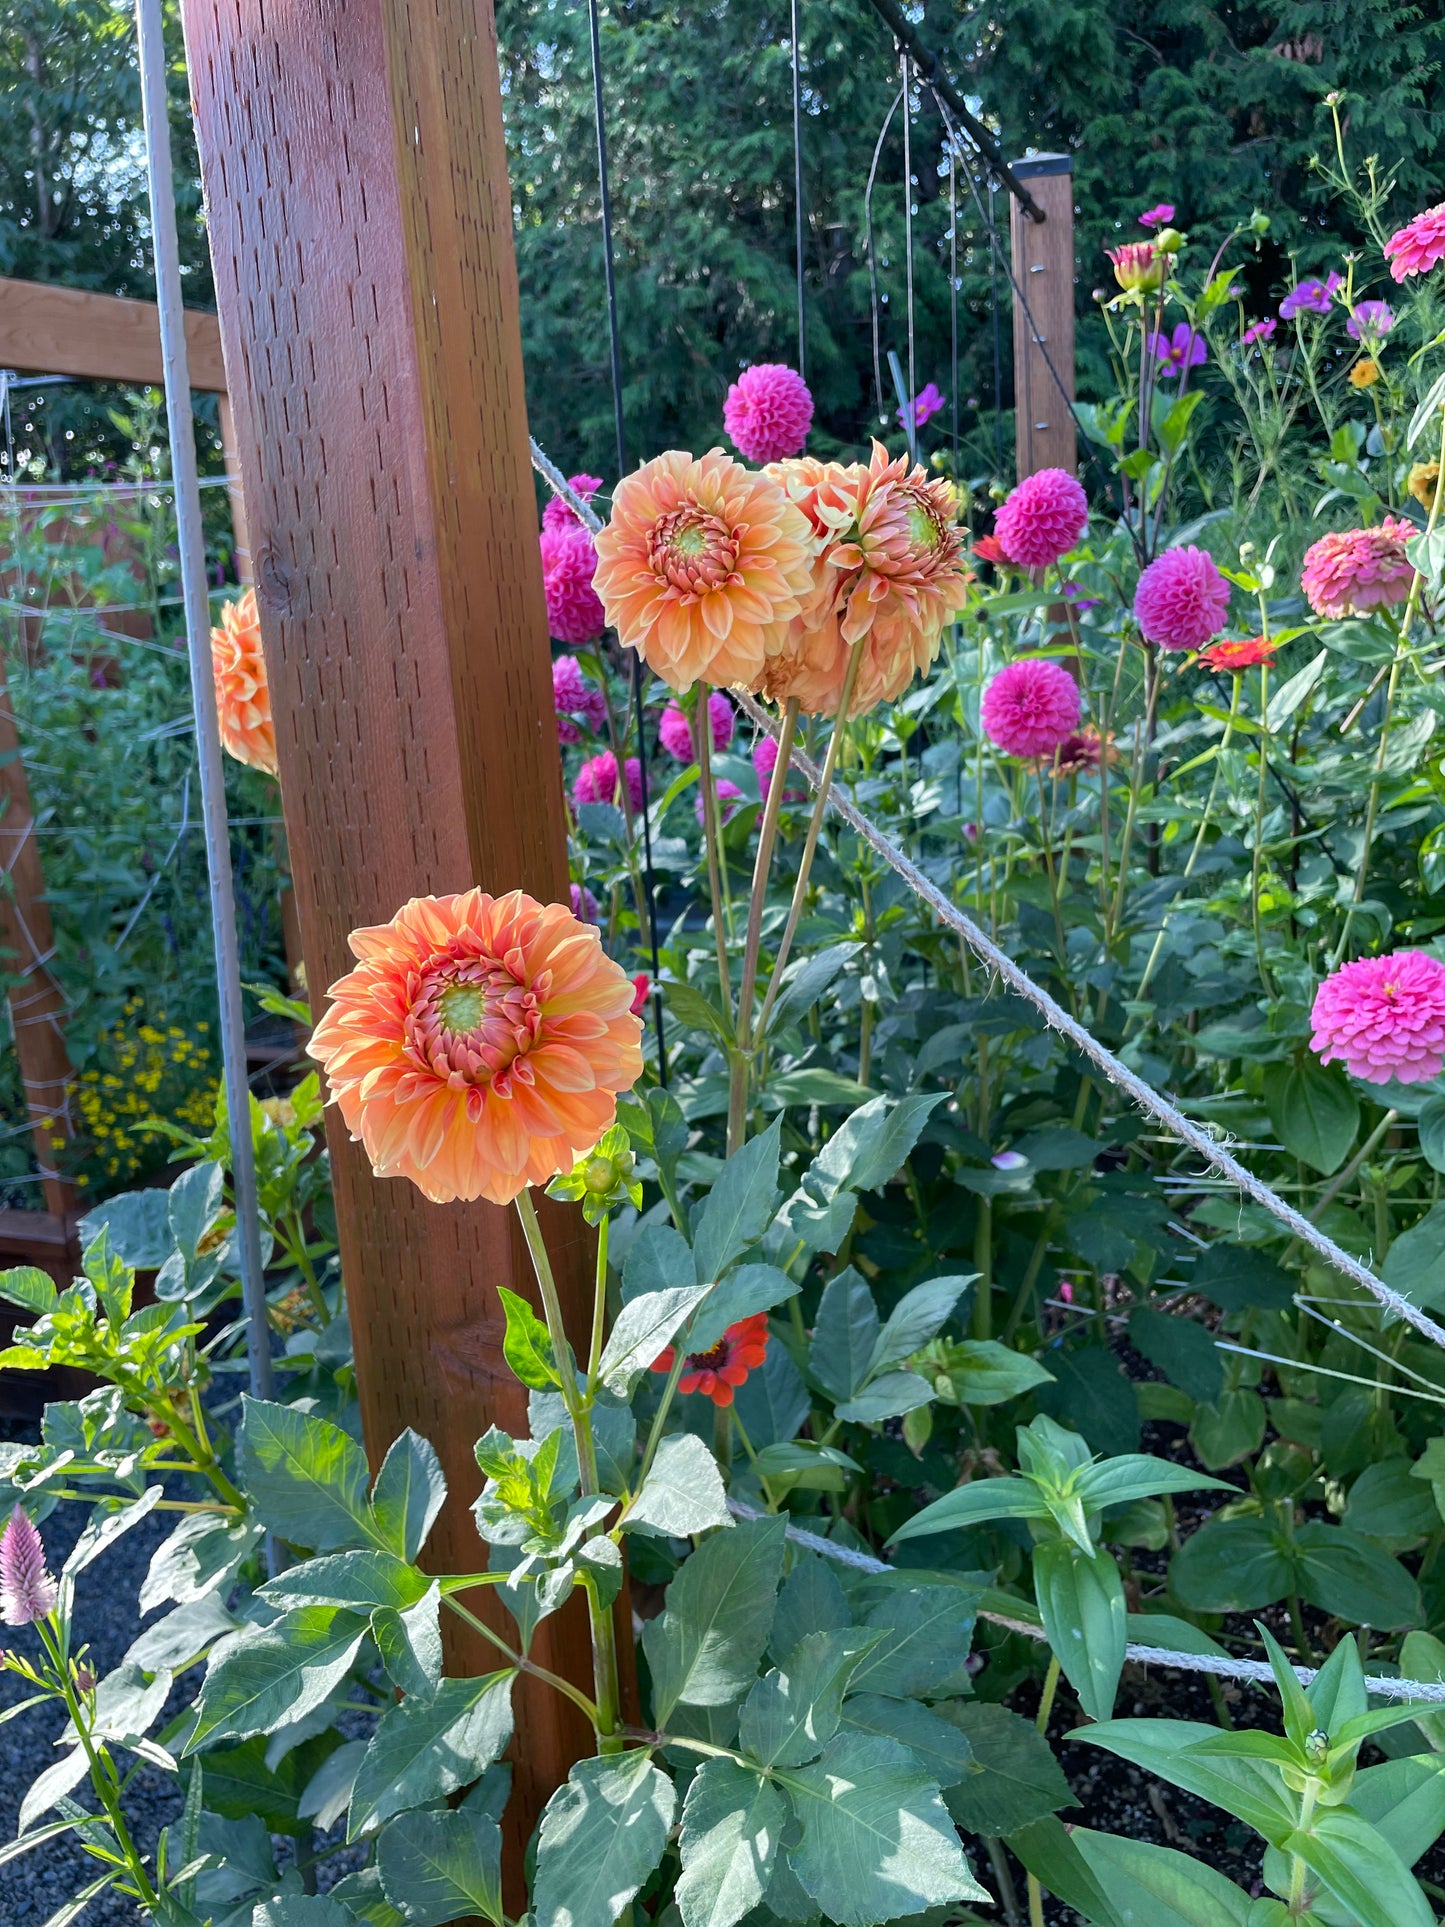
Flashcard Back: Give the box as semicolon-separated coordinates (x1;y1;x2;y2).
210;589;278;776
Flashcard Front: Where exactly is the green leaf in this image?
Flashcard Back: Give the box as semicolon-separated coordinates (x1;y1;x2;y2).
1188;1244;1295;1312
1262;1062;1359;1175
752;1440;860;1494
237;1397;385;1553
0;1267;58;1316
1006;1815;1127;1927
665;979;736;1048
1078;1719;1295;1844
938;1702;1075;1834
768;1556;849;1663
1399;1630;1445;1751
764;943;865;1037
1384;1203;1445;1311
377;1805;504;1926
1075;1454;1230;1511
370;1431;446;1564
498;1286;562;1389
621;1223;694;1304
1069;1827;1253;1926
1128;1307;1224;1403
253;1900;357;1926
1282;1806;1434;1927
869;1276;970;1372
1265;650;1327;732
1408;369;1445;451
849;1581;979;1699
764;1068;875;1110
259;1550;432;1613
597;1284;712;1397
642;1515;786;1723
533;1751;676;1927
299;1739;368;1833
1417;1097;1445;1174
1294;1521;1420;1628
692;1119;782;1281
187;1607;369;1751
739;1629;879;1767
349;1671;515;1837
372;1584;443;1698
1033;1537;1126;1724
169;1160;224;1263
688;1263;799;1354
676;1757;785;1927
626;1432;730;1537
1343;1459;1438;1549
1190;1388;1268;1470
809;1268;880;1401
781;1733;987;1927
1352;1754;1445;1864
1035;1347;1141;1456
887;1475;1043;1545
1169;1515;1293;1613
840;1694;973;1787
834;1370;935;1425
944;1339;1055;1405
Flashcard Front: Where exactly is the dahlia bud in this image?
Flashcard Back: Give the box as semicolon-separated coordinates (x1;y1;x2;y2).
547;1123;642;1225
1106;242;1166;295
1152;227;1186;256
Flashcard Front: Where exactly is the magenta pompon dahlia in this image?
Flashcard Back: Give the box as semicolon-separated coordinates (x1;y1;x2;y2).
753;732;806;802
553;654;607;744
0;1506;56;1627
992;469;1089;571
574;751;644;815
540;525;606;645
722;364;814;464
1133;545;1231;652
658;692;735;762
695;778;744;826
1311;951;1445;1085
981;658;1081;759
543;473;604;535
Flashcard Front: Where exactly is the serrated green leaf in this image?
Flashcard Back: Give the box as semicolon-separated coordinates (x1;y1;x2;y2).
626;1432;729;1537
498;1285;562;1389
692;1120;783;1282
676;1757;785;1927
259;1550;431;1613
370;1430;446;1564
739;1628;878;1767
349;1672;515;1837
533;1751;676;1927
187;1607;368;1751
940;1702;1075;1835
378;1804;504;1926
643;1515;786;1722
839;1693;974;1787
809;1268;879;1401
237;1398;385;1553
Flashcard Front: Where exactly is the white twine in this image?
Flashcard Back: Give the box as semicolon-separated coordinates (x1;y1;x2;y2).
727;1500;1445;1705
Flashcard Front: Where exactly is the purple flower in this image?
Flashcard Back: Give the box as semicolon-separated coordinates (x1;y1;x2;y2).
991;1150;1029;1170
1139;204;1176;230
1062;581;1100;613
1242;318;1278;347
1149;324;1207;377
0;1507;56;1627
898;381;947;429
1346;299;1395;342
1279;272;1343;321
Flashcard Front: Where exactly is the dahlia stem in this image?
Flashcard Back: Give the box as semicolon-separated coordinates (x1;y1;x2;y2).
1250;661;1277;998
728;696;801;1155
695;680;734;1015
756;643;866;1041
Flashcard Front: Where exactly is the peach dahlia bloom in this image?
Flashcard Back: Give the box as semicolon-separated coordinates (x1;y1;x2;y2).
210;589;277;776
761;444;970;717
308;890;644;1206
592;449;815;692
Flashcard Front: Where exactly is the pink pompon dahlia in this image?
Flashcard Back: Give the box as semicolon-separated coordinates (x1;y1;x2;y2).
1133;545;1231;652
593;450;815;691
1385;204;1445;283
540;525;606;645
553;654;607;744
1311;951;1445;1085
993;469;1089;571
543;473;604;535
574;751;644;815
753;731;806;802
723;364;814;464
695;777;744;826
308;890;643;1205
1301;519;1416;619
0;1506;57;1627
981;658;1082;759
658;692;735;761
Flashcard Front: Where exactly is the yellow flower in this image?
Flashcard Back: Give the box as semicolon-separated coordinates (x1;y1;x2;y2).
1409;461;1442;510
1348;358;1380;388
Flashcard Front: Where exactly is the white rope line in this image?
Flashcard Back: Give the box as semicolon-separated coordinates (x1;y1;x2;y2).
527;438;1445;1349
727;1501;1445;1704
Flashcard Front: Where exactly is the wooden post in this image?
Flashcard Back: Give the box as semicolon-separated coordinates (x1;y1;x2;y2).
216;394;252;587
180;0;599;1860
0;655;74;1228
1008;155;1076;479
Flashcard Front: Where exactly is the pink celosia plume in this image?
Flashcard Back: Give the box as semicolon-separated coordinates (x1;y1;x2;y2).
0;1506;56;1626
723;364;814;464
981;658;1081;759
992;469;1089;571
1133;545;1231;651
1311;951;1445;1085
1300;519;1415;619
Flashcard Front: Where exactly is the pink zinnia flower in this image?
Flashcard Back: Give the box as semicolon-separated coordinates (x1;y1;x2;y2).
658;692;735;761
695;778;744;826
723;364;814;464
541;525;606;644
1385;205;1445;283
993;469;1089;571
553;654;607;745
1311;951;1445;1085
574;751;643;814
1139;204;1175;230
570;883;600;923
753;732;806;802
1300;519;1415;619
899;382;946;429
1242;318;1277;347
973;533;1012;568
981;659;1081;759
543;474;604;535
0;1506;56;1626
1133;546;1230;652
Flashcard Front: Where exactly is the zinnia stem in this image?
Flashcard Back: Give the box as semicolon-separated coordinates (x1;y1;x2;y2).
755;644;866;1041
696;681;734;1016
728;696;801;1155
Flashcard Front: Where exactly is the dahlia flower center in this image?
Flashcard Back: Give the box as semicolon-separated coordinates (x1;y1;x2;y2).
651;509;738;593
905;497;945;551
409;958;546;1090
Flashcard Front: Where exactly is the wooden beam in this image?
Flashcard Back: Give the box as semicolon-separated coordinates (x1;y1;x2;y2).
0;276;228;393
180;0;598;1864
1008;155;1077;479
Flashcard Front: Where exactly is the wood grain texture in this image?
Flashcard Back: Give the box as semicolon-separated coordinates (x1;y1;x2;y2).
1008;159;1077;479
179;0;597;1865
0;276;227;392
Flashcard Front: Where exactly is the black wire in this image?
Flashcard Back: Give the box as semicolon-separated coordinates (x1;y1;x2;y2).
791;0;807;380
949;143;959;482
901;52;916;443
864;86;904;427
989;178;1003;476
586;0;667;1082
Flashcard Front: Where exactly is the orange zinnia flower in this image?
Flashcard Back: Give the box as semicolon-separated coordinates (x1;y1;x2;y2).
651;1312;770;1407
760;444;970;717
592;449;816;692
308;890;644;1205
1198;635;1280;671
210;588;277;775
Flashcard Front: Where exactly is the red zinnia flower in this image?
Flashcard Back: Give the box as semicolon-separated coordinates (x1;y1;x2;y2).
1199;635;1280;671
652;1312;770;1406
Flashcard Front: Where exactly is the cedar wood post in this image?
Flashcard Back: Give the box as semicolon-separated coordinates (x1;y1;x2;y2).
1008;154;1077;479
177;0;598;1866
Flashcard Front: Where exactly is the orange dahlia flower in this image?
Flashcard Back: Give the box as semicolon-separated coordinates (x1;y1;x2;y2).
592;449;816;692
308;890;644;1206
210;588;277;776
760;444;970;717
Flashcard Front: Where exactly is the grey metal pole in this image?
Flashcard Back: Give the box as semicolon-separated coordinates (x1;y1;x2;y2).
135;0;273;1402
